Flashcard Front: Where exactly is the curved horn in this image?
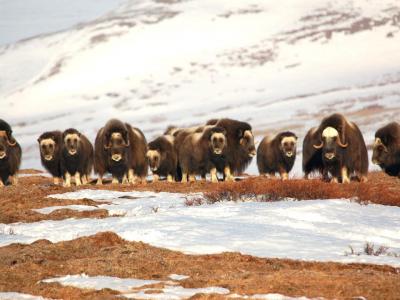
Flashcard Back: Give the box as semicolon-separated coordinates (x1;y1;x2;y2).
313;141;324;149
104;140;112;150
7;137;17;147
336;135;348;148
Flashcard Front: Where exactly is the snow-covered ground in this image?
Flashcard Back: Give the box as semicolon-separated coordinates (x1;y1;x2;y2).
1;190;399;267
0;0;399;172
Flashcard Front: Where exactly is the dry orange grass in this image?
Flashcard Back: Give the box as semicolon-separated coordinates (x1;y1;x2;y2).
204;172;400;207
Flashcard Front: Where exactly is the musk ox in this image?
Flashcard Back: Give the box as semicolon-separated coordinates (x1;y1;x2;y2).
205;118;256;180
95;119;148;184
372;122;400;177
0;119;21;187
178;126;227;182
147;135;177;182
257;131;297;180
310;113;368;183
95;119;132;184
168;126;203;181
61;128;93;187
38;131;63;185
126;126;148;183
302;127;325;180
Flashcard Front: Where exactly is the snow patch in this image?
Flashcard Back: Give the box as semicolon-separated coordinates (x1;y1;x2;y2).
42;274;160;292
2;190;400;267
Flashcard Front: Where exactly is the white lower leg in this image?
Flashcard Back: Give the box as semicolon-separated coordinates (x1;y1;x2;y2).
211;168;218;183
75;172;82;186
64;172;71;187
167;174;173;182
189;174;196;182
224;166;234;181
112;177;119;184
152;174;159;182
341;166;350;184
96;176;103;185
181;173;188;183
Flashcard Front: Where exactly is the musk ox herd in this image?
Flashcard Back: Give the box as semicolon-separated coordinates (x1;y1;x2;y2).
0;114;399;188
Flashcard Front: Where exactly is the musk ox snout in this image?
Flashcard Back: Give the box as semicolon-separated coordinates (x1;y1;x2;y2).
324;152;335;160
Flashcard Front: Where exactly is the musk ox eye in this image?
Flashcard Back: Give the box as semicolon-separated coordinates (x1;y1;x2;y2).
218;138;224;143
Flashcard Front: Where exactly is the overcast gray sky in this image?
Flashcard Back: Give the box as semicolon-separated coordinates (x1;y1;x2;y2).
0;0;123;45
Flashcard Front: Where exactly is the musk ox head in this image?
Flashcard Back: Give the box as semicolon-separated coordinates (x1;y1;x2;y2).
0;130;17;160
146;149;162;171
104;131;130;162
372;137;390;166
63;129;82;156
313;127;348;162
209;127;227;155
279;133;298;158
38;133;59;161
238;129;256;158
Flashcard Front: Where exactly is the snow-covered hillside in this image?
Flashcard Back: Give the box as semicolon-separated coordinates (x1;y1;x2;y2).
0;0;399;170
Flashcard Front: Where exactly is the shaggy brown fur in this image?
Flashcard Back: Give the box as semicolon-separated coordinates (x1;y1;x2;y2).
303;127;325;180
127;126;148;183
0;120;21;187
147;135;177;182
94;119;133;185
257;131;297;180
178;126;227;182
38;131;63;185
206;118;256;179
60;129;93;187
372;122;400;177
309;113;368;183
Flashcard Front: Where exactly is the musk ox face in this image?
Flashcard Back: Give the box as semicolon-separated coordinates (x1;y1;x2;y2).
372;138;389;166
280;136;297;158
210;131;227;155
105;132;129;162
239;130;256;158
146;150;161;171
64;133;81;156
313;127;348;162
38;138;57;161
0;131;16;160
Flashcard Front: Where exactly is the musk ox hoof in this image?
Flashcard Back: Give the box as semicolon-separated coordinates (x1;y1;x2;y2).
63;182;71;188
111;178;119;185
225;175;235;182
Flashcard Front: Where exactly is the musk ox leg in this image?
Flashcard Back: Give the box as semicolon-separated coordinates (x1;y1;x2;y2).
280;171;289;181
211;168;218;183
181;172;188;183
53;177;61;185
331;177;339;184
96;176;103;185
128;169;138;184
341;167;350;184
122;174;129;185
356;172;368;183
189;174;196;183
167;174;174;182
223;166;235;182
112;177;119;184
0;179;4;187
152;174;159;182
304;172;309;180
9;175;18;186
81;174;88;185
75;172;82;186
64;172;72;187
269;172;276;179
